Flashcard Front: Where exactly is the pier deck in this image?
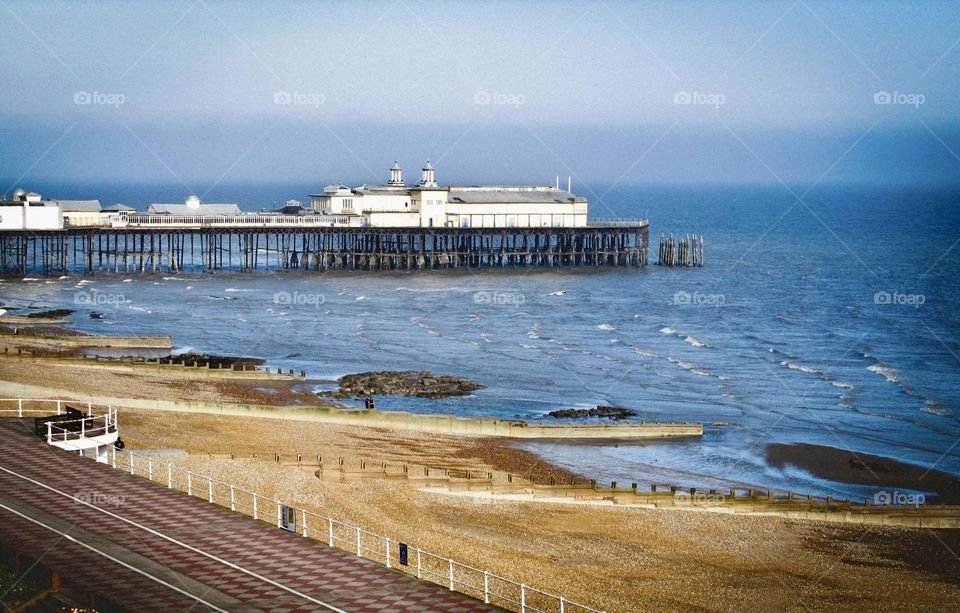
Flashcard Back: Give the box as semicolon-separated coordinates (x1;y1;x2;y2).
0;223;648;275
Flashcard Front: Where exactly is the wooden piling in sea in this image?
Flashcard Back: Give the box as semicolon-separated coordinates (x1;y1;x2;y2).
657;232;703;267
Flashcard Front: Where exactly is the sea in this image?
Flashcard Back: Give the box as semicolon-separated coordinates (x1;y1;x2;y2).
2;183;959;502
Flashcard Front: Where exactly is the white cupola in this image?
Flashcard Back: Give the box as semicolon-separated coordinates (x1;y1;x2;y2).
420;161;436;187
388;161;404;186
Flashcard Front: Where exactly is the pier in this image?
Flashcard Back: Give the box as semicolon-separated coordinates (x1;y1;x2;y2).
0;222;648;276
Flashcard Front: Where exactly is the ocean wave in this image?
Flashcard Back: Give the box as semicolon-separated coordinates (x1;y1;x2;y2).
867;363;902;385
597;323;616;331
122;279;132;283
831;381;855;389
659;327;676;335
355;295;367;301
527;323;542;339
660;326;708;348
780;360;820;375
162;277;187;281
684;335;707;348
21;277;39;281
225;287;253;292
394;286;472;294
921;400;951;417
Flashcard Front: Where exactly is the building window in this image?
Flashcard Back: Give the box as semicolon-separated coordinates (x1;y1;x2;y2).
343;198;354;210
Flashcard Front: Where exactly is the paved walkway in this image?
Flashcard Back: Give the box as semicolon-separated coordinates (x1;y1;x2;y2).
0;419;496;612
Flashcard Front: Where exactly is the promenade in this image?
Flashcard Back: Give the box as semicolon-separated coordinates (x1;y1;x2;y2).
0;418;495;612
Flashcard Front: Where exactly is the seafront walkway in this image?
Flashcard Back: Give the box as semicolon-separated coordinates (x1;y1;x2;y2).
0;418;497;612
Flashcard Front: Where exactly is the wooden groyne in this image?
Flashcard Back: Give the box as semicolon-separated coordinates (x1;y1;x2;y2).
0;224;649;276
658;233;703;267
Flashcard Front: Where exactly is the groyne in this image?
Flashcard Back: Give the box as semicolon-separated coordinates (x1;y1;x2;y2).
0;385;701;439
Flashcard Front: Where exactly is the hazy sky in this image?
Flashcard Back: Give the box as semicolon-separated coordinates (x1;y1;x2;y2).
1;0;958;190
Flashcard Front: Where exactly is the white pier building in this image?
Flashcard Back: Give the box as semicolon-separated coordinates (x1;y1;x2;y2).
310;162;588;229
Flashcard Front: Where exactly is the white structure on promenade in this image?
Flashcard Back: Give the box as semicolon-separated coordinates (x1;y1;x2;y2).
310;162;588;228
0;189;64;230
1;400;119;464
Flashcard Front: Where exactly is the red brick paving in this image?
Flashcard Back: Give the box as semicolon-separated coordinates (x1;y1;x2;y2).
0;419;497;612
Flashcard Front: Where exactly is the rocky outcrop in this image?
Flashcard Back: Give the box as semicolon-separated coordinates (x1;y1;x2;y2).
318;371;484;399
546;406;636;420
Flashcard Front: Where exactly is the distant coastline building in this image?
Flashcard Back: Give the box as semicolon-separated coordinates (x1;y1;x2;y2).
0;189;63;230
147;195;241;217
310;162;587;228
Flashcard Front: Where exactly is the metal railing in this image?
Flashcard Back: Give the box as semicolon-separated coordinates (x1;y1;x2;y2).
0;398;117;443
121;213;364;228
586;218;649;227
1;398;602;613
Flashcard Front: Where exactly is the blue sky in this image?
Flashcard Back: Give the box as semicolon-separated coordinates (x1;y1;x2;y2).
1;0;958;190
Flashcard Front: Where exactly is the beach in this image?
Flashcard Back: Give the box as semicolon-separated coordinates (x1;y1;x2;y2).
2;327;960;611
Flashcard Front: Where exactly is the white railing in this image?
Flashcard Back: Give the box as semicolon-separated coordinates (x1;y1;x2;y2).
586;218;649;227
0;398;602;613
0;398;117;444
121;214;364;228
104;447;602;613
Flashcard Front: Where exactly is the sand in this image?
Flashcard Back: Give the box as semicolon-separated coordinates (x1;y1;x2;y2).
2;340;960;611
766;442;960;504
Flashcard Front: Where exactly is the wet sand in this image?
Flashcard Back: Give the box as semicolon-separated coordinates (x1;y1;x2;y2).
766;442;960;504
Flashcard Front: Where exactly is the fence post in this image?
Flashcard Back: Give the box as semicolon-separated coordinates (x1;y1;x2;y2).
484;571;490;604
87;401;92;416
208;478;213;503
356;527;362;556
560;595;565;613
521;584;526;613
46;422;52;444
56;399;61;414
81;417;85;438
385;538;391;568
187;472;193;496
277;501;282;528
148;460;153;481
416;548;422;579
129;452;134;475
111;446;116;469
230;485;236;511
17;398;22;417
448;559;454;591
302;510;308;537
167;464;172;488
328;518;334;547
253;493;258;520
